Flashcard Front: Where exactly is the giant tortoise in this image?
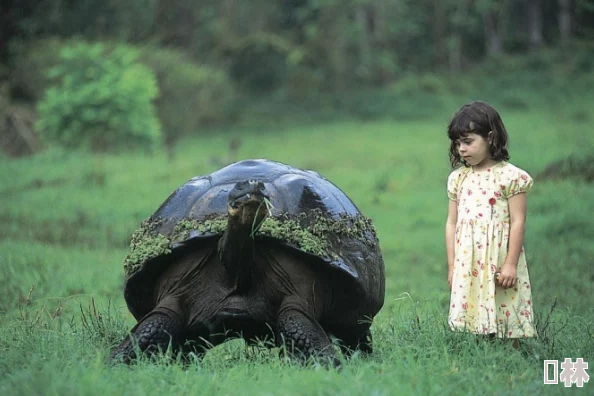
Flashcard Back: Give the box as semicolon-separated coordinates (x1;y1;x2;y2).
111;159;385;364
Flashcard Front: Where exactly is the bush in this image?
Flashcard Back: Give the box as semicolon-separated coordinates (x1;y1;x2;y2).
35;42;162;152
138;47;235;153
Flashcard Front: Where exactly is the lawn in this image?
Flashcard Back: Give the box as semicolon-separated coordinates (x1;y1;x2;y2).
1;102;593;395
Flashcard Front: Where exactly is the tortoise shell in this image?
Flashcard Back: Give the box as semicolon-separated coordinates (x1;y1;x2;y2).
123;159;383;318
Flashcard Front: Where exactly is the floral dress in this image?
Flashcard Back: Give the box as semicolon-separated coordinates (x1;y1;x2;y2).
447;161;536;338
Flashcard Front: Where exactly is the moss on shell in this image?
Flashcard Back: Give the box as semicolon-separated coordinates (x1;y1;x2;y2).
123;218;171;278
123;210;377;279
260;216;326;256
172;217;228;242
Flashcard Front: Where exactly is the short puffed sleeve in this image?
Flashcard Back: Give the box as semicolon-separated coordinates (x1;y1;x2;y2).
504;167;534;198
447;168;463;201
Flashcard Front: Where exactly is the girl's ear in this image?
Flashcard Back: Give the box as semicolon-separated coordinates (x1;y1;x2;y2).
487;130;494;144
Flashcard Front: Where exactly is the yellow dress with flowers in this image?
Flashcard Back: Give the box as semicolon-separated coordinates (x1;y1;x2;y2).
447;161;536;338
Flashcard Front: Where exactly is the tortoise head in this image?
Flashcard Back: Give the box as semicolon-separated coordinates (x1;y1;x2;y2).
228;180;269;229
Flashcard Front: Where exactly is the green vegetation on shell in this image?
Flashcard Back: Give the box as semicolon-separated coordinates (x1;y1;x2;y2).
123;210;377;279
123;218;171;277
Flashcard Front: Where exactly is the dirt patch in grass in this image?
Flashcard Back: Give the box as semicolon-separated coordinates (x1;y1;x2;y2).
537;154;594;183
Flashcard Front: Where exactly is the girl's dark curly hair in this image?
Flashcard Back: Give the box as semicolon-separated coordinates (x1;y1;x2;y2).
447;101;510;168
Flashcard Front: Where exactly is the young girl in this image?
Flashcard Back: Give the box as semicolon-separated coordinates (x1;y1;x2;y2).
445;101;536;342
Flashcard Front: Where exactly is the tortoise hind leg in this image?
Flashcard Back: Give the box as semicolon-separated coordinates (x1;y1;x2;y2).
276;299;339;367
110;308;184;363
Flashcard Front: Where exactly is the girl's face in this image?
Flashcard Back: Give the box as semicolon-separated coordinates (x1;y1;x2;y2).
456;132;493;168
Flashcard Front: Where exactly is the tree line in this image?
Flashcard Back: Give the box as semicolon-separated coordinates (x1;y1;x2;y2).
1;0;593;93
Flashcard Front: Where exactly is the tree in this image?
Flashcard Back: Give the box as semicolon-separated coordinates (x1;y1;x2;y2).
433;0;448;69
480;0;507;57
527;0;544;48
447;0;475;73
558;0;572;44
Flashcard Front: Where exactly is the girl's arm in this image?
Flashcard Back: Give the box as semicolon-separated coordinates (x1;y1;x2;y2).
499;193;528;289
445;200;458;289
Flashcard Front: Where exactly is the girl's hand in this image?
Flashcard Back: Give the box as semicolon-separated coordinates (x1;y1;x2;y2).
448;266;454;290
497;264;517;289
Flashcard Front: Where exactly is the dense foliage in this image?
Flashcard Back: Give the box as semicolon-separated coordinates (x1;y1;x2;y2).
3;0;594;92
1;1;593;157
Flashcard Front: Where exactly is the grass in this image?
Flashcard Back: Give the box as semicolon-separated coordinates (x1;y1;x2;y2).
1;94;594;394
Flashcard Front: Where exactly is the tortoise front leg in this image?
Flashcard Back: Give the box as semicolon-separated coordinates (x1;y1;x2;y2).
276;299;339;367
110;308;184;363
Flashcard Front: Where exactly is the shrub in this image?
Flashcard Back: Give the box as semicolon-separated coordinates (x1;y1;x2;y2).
35;42;162;152
138;47;235;154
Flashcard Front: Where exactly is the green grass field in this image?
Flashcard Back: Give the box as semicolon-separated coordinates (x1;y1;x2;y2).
1;101;593;395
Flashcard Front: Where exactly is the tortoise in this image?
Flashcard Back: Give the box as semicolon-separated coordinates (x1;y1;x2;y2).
111;159;385;365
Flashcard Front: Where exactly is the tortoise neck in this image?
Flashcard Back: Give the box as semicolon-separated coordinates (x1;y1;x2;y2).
218;221;255;292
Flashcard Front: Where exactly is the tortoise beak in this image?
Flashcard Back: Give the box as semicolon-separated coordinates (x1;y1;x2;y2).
228;180;268;210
